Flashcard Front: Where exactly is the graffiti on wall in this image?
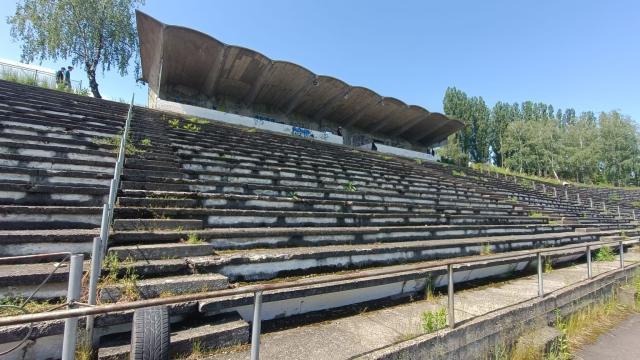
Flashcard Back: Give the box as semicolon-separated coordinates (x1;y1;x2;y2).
291;126;314;138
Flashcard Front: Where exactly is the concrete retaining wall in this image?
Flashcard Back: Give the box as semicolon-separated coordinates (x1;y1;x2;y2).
358;263;639;360
155;99;344;145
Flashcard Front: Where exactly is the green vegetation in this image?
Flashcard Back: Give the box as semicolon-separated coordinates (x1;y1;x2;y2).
187;116;210;125
183;123;201;133
0;68;90;96
185;232;205;244
92;133;145;155
424;276;436;301
552;294;632;358
595;246;615;261
8;0;142;98
451;169;466;177
480;243;493;256
100;253;140;302
343;181;357;192
544;258;553;273
528;211;545;218
440;87;640;187
287;191;300;200
140;138;152;147
168;118;181;128
414;158;423;165
421;307;447;333
0;297;60;317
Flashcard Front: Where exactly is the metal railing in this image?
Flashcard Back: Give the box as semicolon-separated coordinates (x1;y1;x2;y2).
0;61;83;92
0;252;84;359
85;93;135;345
0;236;637;360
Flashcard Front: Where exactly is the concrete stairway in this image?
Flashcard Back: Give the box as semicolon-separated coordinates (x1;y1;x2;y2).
0;80;636;359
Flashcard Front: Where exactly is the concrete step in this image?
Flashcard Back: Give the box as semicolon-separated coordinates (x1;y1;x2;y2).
99;273;229;303
97;312;250;360
108;242;215;261
109;223;582;248
113;207;546;228
112;218;204;231
108;230;629;284
0;205;101;230
0;166;113;187
0;181;108;206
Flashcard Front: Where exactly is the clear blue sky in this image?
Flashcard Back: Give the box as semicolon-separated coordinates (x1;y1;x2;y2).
1;0;638;119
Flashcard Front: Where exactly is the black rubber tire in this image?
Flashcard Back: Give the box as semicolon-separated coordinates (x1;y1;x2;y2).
130;306;170;360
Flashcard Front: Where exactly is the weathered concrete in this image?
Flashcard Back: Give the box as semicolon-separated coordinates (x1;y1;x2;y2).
203;252;640;360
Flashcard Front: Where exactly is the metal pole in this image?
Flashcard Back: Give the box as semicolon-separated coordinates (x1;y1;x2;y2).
617;206;621;218
61;254;84;360
542;184;546;194
590;198;593;208
603;202;607;212
514;176;517;184
250;291;263;360
447;264;455;329
99;204;110;259
633;209;636;221
619;241;624;268
586;245;592;279
532;182;536;191
564;189;568;201
553;188;557;198
577;193;580;205
85;237;102;346
537;252;544;298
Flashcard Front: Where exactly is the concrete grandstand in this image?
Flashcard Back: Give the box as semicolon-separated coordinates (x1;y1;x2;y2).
0;10;639;360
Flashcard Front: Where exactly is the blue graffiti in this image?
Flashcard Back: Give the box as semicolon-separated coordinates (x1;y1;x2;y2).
291;126;314;138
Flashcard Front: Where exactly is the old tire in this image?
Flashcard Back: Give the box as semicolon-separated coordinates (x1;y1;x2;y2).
130;306;169;360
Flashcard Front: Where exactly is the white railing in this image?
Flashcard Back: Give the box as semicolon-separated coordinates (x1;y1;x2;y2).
0;60;83;92
85;93;135;345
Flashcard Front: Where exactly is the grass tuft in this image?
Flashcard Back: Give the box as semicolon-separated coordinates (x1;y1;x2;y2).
421;307;447;333
595;246;615;261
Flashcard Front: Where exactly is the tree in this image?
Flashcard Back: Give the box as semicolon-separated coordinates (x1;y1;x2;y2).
8;0;143;98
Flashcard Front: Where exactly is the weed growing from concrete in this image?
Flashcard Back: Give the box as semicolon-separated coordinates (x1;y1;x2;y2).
414;158;423;165
186;232;205;244
528;211;545;218
421;307;447;333
183;123;201;133
552;294;631;357
481;243;493;255
344;181;357;192
92;133;145;156
287;191;300;200
188;116;210;125
424;276;436;302
452;170;465;177
100;254;140;302
140;138;152;147
168;118;180;128
544;259;554;273
595;246;615;261
0;297;60;317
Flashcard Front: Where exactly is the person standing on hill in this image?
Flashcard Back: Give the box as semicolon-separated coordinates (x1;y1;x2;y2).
55;67;65;85
64;66;73;89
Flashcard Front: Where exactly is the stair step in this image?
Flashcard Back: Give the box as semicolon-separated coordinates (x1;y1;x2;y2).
97;312;250;360
109;242;215;261
99;273;229;303
112;218;203;231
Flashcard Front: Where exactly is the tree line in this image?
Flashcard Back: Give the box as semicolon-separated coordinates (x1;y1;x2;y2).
439;87;639;186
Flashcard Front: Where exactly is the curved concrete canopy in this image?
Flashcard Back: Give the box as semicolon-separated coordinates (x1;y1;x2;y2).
137;11;464;146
